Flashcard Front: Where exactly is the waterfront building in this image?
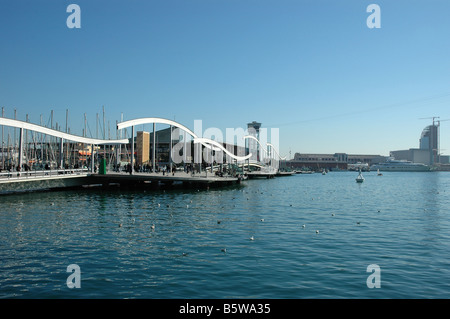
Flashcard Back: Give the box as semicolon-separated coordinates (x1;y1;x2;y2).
132;127;247;170
390;123;449;165
131;127;180;166
136;131;150;165
286;153;388;171
389;148;430;165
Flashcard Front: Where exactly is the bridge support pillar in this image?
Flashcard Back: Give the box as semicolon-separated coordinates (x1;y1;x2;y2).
59;138;64;169
169;125;173;174
245;138;249;173
91;144;95;173
198;143;202;174
152;123;156;173
130;125;134;175
18;127;23;172
115;120;119;171
183;130;186;171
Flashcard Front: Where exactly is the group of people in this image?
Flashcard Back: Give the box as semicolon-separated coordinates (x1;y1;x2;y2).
1;160;241;178
108;161;242;178
113;162;176;175
0;163;35;172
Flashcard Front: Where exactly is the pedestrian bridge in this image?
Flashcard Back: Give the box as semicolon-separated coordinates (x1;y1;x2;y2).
0;116;286;193
0;116;252;172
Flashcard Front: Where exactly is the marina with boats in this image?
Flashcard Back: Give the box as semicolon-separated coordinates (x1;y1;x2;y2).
0;110;448;195
0;114;293;194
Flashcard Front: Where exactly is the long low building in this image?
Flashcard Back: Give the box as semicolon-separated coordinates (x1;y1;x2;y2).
285;153;388;171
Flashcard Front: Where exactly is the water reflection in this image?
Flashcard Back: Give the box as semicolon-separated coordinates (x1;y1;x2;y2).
1;172;450;298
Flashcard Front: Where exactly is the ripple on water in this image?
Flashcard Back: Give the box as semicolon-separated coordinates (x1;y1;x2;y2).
1;172;450;298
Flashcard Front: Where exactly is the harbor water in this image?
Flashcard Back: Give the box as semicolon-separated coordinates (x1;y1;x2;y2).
1;171;449;298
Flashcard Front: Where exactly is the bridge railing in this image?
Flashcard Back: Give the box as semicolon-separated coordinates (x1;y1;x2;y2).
0;168;90;180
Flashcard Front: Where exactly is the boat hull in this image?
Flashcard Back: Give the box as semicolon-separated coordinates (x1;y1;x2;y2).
371;159;430;172
371;165;430;172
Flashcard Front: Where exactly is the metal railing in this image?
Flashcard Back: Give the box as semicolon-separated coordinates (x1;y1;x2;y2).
0;168;90;181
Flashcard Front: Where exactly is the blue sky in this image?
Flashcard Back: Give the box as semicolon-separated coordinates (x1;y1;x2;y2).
1;0;450;157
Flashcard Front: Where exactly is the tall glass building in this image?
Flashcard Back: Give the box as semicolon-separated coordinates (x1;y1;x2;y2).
419;125;438;164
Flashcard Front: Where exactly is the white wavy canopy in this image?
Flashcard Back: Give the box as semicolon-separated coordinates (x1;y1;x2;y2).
0;117;129;145
117;117;252;161
244;135;286;160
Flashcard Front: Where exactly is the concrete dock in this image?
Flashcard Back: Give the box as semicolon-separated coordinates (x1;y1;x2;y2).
0;169;91;194
0;170;245;194
90;171;245;189
0;166;296;194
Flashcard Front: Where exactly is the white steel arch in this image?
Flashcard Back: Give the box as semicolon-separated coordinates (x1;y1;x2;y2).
117;117;252;162
117;117;196;138
267;143;286;160
243;135;286;160
193;138;251;161
0;117;129;173
0;117;129;145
